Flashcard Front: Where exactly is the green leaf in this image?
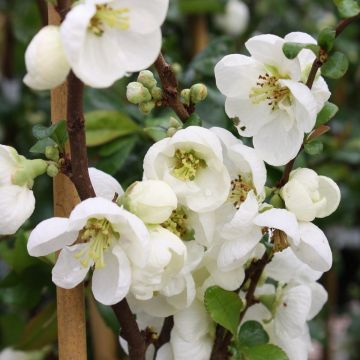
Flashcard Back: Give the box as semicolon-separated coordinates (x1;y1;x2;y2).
334;0;360;17
16;302;57;351
204;286;244;335
242;344;289;360
32;121;68;151
179;0;226;14
318;28;336;52
316;102;339;126
238;321;269;347
321;52;349;79
96;136;138;175
95;302;120;334
183;113;202;128
304;141;324;155
282;42;320;59
12;231;39;273
85;110;140;147
30;138;57;154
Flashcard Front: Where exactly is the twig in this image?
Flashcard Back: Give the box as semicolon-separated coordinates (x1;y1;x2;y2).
112;300;146;360
153;316;174;359
154;53;191;122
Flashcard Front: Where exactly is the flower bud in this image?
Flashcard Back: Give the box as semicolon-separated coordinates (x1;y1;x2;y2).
190;83;208;103
280;168;341;222
269;193;284;209
45;146;60;162
137;70;157;89
126;82;152;104
169;117;181;129
171;63;182;76
167;127;178;137
124;180;177;224
46;163;59;178
139;100;155;115
24;25;71;91
181;89;191;105
151;86;163;101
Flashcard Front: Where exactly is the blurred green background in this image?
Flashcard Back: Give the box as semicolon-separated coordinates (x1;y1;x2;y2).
0;0;359;359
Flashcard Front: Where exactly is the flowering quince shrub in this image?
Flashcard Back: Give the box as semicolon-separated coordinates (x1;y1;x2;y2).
1;0;359;359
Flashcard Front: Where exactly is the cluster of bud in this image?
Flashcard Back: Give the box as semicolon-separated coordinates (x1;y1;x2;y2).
167;117;182;137
126;70;163;115
181;83;208;105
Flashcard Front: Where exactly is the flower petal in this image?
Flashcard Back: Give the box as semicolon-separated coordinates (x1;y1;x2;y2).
0;145;17;186
275;285;311;338
293;222;332;272
0;186;35;235
252;114;304;166
27;217;77;256
92;245;131;305
52;244;90;288
254;208;300;246
117;29;162;73
307;282;328;320
89;167;124;200
316;176;341;218
214;54;263;98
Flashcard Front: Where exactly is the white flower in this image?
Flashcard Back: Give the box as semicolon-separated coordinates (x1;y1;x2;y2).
215;0;249;36
60;0;169;88
124;180;177;224
0;348;45;360
129;242;204;317
0;145;47;235
131;226;187;300
27;197;149;305
280;168;341;222
143;126;231;213
214;32;330;166
169;300;215;360
24;26;70;90
89;167;124;200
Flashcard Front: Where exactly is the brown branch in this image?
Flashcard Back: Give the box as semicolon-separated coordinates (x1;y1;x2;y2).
112;300;146;360
153;316;174;359
154;53;191;122
66;71;96;201
36;0;48;26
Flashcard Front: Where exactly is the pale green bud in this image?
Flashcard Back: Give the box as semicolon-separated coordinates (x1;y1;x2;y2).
137;70;157;89
47;163;59;178
181;89;191;106
167;127;178;137
190;83;208;103
169;117;181;129
171;63;182;76
45;146;59;161
126;82;152;104
151;86;163;101
269;193;285;209
12;159;48;188
139;100;155;115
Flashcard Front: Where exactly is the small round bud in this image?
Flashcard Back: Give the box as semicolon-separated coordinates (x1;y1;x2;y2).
171;63;182;76
151;86;163;101
139;100;155;115
124;180;177;224
167;127;178;137
137;70;157;89
269;193;284;209
190;83;208;103
169;116;181;129
126;82;151;104
46;163;59;178
181;89;191;105
45;146;59;162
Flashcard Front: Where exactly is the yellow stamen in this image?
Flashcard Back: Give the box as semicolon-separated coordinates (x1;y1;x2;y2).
172;149;207;181
228;175;254;209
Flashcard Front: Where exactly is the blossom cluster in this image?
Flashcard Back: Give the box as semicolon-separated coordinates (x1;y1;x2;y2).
4;0;342;359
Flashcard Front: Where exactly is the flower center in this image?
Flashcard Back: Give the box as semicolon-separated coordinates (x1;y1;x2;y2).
162;207;194;240
172;149;207;181
76;218;119;269
249;73;290;110
228;175;253;209
89;5;130;36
